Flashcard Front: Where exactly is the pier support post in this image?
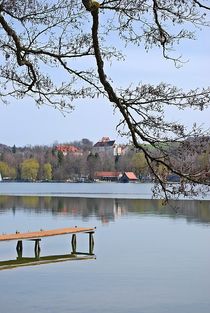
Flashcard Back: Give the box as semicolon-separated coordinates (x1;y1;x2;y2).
88;232;94;254
34;239;41;258
16;240;23;252
16;240;23;259
71;234;77;254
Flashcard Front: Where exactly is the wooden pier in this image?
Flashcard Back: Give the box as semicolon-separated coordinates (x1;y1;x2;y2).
0;227;95;258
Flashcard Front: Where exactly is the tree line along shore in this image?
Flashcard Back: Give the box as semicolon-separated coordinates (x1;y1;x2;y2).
0;136;209;183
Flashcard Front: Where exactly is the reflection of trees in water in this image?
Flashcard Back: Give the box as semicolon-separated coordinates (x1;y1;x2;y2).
0;196;210;225
0;196;116;223
119;199;210;225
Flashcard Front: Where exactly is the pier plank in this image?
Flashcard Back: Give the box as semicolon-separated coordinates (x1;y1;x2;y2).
0;227;95;241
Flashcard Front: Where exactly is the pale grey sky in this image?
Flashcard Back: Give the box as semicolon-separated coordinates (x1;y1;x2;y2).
0;24;209;147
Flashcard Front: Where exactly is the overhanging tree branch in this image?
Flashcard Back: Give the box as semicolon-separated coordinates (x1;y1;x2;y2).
87;2;210;200
0;12;37;91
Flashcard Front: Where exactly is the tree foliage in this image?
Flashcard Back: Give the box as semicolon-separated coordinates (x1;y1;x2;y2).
132;152;149;177
43;162;52;180
21;158;39;180
1;0;210;199
87;152;101;180
0;160;16;178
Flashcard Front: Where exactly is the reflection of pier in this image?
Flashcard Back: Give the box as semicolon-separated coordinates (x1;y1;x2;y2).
0;252;96;271
0;227;96;270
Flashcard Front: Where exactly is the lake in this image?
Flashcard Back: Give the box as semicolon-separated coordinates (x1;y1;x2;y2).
0;183;210;313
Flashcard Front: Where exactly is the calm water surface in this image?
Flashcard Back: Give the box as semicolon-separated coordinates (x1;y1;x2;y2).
0;181;210;200
0;184;210;313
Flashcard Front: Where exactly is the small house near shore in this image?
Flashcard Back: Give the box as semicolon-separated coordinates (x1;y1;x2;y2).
119;172;138;183
94;171;121;182
94;171;138;182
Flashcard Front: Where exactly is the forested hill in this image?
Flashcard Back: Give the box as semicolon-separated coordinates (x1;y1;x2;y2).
0;139;134;181
0;137;209;182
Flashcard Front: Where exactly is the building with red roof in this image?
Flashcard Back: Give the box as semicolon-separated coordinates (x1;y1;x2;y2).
94;171;121;181
55;145;83;156
119;172;138;183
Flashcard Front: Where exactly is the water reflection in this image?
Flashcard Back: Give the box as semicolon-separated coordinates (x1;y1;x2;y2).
1;196;210;313
0;195;210;225
0;253;96;271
